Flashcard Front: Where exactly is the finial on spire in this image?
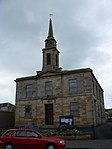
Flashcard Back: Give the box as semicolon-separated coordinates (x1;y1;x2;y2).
49;14;53;18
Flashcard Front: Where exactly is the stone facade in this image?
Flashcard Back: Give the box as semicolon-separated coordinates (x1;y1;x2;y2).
15;18;106;127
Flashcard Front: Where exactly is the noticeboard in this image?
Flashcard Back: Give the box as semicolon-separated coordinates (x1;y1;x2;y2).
59;115;74;127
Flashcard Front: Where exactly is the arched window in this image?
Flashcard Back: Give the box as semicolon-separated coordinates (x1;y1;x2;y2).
47;53;51;65
56;54;58;66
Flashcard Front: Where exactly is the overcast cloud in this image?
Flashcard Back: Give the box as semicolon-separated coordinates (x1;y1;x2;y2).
0;0;112;108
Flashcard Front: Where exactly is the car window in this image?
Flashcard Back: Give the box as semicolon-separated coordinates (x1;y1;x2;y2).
5;130;14;136
26;130;40;138
12;130;25;137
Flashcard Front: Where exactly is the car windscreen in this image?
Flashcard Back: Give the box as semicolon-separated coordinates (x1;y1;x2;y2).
4;130;15;136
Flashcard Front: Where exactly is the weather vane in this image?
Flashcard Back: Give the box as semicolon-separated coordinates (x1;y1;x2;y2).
49;14;53;18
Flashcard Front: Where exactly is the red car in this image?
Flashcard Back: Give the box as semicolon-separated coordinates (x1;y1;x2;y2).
0;128;65;149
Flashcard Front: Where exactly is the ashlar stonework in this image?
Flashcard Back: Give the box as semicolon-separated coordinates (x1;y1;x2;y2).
15;18;106;127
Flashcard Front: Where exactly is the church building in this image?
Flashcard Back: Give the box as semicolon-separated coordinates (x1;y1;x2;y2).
15;18;106;127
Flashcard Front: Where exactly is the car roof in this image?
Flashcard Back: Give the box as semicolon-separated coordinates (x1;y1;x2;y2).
4;129;17;132
2;128;39;136
5;128;39;132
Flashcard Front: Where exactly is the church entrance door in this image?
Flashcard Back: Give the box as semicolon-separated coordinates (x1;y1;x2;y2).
45;104;53;125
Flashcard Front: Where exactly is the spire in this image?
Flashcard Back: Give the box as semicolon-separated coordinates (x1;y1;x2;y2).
37;16;62;75
45;17;57;48
48;18;54;39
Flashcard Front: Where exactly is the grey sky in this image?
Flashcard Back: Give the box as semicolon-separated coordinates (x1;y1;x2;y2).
0;0;112;108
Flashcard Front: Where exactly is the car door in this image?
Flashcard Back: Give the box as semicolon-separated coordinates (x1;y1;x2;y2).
26;130;46;149
11;130;28;149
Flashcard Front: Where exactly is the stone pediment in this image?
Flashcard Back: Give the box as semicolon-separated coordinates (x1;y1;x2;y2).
37;68;62;77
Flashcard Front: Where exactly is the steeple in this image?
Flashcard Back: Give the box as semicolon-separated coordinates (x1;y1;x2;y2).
39;17;62;74
48;18;54;39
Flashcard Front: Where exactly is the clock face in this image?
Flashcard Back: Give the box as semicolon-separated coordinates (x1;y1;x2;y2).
46;40;56;47
46;40;51;47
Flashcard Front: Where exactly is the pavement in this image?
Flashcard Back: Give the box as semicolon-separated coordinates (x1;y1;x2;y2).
65;139;112;149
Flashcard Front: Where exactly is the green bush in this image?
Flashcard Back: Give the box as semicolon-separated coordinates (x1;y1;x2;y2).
108;110;112;117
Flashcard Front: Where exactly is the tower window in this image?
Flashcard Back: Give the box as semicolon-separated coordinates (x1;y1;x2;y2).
47;53;51;65
56;54;58;66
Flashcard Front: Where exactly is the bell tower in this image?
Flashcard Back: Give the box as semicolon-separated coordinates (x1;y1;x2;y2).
41;18;62;73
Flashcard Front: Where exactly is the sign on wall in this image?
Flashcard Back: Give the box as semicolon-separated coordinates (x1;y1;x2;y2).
59;115;74;127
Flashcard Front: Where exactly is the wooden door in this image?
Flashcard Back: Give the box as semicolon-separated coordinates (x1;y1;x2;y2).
45;104;53;125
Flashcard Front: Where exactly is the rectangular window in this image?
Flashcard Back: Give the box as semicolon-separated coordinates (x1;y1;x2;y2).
25;105;32;117
26;130;39;138
45;81;52;96
70;102;79;116
69;79;77;94
26;85;32;97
